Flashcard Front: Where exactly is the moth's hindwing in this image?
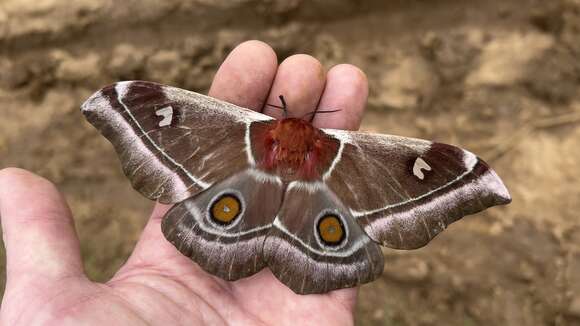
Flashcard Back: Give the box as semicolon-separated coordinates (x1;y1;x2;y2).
161;169;283;280
263;182;384;294
322;129;511;250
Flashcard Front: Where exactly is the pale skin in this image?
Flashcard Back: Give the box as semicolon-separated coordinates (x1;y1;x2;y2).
0;40;369;325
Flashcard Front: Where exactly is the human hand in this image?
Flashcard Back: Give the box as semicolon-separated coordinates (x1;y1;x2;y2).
0;40;369;325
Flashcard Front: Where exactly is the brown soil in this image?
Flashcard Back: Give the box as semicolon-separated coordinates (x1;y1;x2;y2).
1;0;580;325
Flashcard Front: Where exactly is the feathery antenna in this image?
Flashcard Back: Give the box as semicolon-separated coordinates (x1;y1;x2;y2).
266;95;341;119
266;95;289;118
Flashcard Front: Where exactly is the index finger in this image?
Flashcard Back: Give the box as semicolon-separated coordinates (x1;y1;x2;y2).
209;40;278;110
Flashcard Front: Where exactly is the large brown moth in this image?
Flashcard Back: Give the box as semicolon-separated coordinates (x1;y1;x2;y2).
81;81;511;294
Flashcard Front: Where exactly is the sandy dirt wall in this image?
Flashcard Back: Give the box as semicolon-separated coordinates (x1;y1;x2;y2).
1;0;580;325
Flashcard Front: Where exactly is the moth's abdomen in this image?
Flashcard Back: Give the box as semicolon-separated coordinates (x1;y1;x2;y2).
250;118;339;181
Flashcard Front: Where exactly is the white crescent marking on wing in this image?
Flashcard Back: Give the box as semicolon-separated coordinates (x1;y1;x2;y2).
155;106;174;127
412;157;431;180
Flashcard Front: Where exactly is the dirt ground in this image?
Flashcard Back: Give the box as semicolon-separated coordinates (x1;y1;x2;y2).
1;0;580;325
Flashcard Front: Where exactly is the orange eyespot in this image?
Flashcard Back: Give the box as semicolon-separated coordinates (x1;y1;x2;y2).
210;194;241;224
317;215;345;245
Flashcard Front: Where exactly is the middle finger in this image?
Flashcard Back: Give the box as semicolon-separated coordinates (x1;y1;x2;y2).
263;54;326;120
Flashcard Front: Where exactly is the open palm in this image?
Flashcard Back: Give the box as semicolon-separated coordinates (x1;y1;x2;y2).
0;41;369;325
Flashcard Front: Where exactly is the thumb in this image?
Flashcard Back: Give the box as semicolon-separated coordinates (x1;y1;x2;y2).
0;168;85;286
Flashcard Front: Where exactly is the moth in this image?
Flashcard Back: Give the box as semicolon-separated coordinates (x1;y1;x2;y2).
81;81;511;294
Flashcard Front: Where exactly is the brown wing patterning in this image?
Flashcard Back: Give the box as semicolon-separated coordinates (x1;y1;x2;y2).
82;81;511;295
162;169;284;281
322;129;511;250
263;182;384;294
81;81;272;203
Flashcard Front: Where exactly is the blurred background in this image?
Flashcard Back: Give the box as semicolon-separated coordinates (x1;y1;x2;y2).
1;0;580;325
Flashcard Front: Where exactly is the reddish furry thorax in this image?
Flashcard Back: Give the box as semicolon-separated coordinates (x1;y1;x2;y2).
261;118;325;179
